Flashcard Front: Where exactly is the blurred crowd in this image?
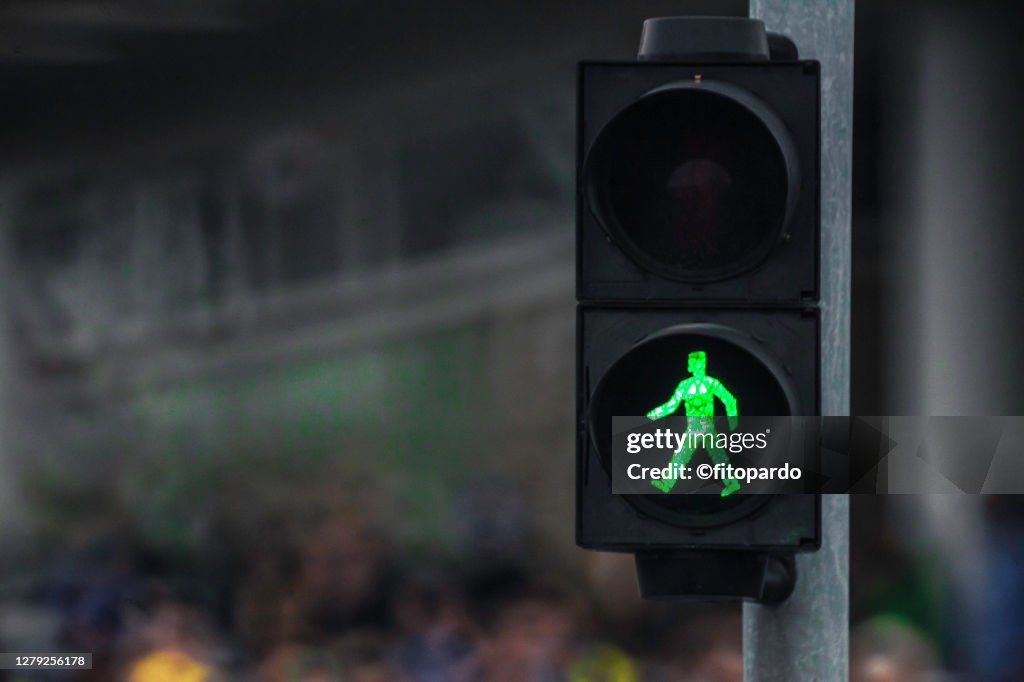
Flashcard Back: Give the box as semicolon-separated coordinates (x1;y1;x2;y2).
3;491;1022;682
5;502;752;682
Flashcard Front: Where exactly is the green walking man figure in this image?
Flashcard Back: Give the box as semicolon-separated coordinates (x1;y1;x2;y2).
646;350;741;497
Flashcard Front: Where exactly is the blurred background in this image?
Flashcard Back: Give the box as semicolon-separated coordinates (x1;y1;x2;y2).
0;0;1022;680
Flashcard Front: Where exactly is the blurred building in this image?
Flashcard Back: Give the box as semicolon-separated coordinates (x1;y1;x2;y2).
0;0;745;666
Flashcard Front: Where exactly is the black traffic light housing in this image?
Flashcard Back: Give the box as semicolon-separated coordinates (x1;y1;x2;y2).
575;17;821;603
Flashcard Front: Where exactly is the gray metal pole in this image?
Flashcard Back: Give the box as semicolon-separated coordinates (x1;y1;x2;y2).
744;1;853;680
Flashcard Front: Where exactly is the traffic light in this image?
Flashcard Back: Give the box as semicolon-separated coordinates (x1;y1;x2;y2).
576;17;821;602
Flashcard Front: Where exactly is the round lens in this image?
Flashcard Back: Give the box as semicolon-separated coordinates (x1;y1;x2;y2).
586;85;793;281
588;325;797;527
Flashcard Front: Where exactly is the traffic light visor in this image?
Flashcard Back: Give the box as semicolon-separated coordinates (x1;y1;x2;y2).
583;80;798;282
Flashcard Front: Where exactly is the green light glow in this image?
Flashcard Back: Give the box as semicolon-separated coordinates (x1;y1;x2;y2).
646;350;741;497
